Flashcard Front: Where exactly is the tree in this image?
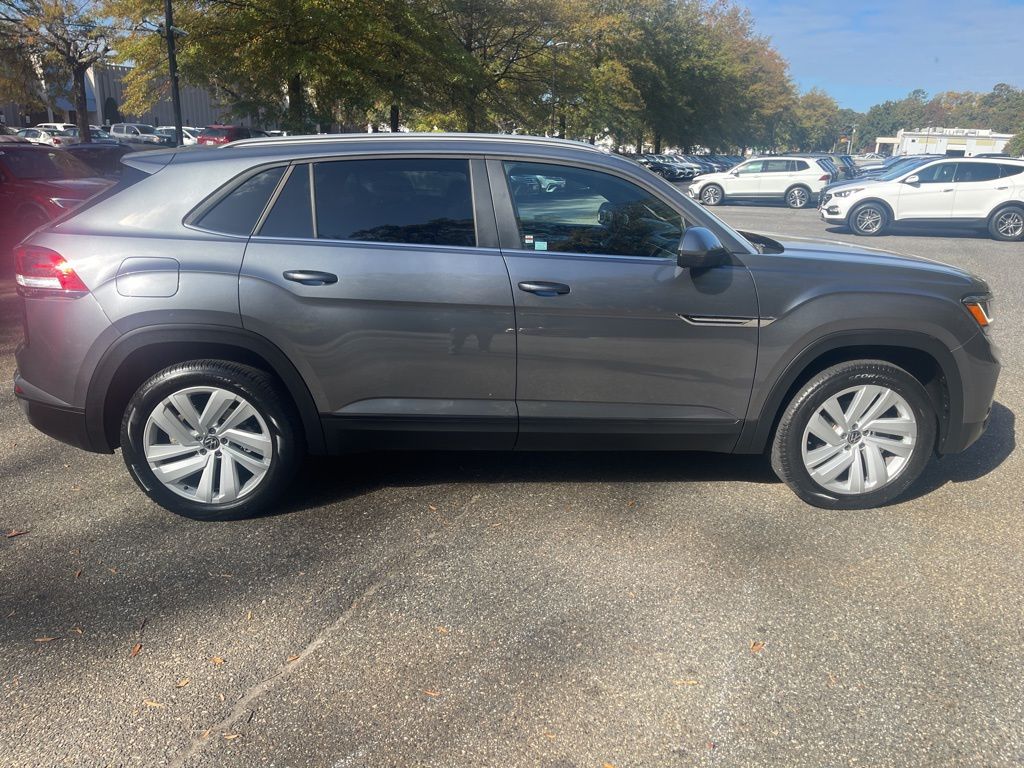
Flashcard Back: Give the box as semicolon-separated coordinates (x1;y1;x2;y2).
1005;131;1024;159
0;0;113;141
787;88;839;151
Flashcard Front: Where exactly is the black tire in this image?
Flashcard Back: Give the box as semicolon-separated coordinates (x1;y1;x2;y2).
988;204;1024;242
785;185;811;209
700;184;724;206
120;360;300;521
848;202;888;236
770;360;937;510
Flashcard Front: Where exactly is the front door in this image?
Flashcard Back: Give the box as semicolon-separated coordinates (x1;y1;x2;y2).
895;161;958;219
727;159;765;196
239;157;517;450
489;159;759;451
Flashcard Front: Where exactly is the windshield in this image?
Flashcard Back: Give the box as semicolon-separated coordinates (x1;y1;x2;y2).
876;158;930;181
0;148;95;179
202;127;230;137
134;125;156;134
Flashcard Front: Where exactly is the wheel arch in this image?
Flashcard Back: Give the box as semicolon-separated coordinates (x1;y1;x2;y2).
85;325;326;455
736;331;963;455
847;197;896;224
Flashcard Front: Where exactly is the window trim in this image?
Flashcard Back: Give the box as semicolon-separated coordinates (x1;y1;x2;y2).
183;161;291;238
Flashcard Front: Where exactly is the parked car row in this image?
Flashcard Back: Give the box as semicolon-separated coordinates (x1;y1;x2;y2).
9;122;271;149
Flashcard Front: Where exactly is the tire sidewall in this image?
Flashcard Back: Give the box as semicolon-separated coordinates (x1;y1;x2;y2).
772;362;937;510
785;185;810;209
701;184;723;205
121;363;297;521
989;205;1024;242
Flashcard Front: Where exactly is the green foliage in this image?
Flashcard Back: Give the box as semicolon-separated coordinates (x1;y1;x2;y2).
1005;131;1024;158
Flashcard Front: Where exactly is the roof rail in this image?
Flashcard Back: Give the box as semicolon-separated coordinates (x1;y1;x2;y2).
225;131;606;153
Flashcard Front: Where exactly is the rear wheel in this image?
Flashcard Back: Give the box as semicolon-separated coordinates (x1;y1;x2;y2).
785;185;811;209
121;360;299;521
700;184;723;206
771;360;936;509
849;202;888;236
989;205;1024;242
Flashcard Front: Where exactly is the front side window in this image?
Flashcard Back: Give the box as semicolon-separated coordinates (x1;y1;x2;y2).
503;161;684;259
313;158;475;247
736;160;764;175
195;166;285;235
914;163;957;184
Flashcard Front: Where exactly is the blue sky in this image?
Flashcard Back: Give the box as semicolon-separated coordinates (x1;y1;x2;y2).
741;0;1024;111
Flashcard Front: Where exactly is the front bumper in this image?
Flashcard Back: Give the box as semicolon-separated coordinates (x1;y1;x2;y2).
941;330;1001;454
818;192;853;224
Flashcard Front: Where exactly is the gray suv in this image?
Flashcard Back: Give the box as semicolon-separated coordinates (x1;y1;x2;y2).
13;134;1001;520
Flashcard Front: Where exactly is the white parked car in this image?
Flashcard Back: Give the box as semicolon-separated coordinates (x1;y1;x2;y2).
34;122;76;132
688;156;833;209
819;157;1024;241
16;128;73;147
155;126;201;145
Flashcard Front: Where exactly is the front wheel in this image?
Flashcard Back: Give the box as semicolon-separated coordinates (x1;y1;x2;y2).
700;184;723;206
848;202;888;236
989;205;1024;241
121;360;299;521
771;360;936;509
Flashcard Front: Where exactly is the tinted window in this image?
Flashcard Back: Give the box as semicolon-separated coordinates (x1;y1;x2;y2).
196;166;285;235
260;164;313;238
915;163;957;184
0;148;94;179
794;160;809;171
954;163;1000;183
1000;165;1024;177
763;159;790;172
503;161;684;259
313;158;475;247
201;127;230;138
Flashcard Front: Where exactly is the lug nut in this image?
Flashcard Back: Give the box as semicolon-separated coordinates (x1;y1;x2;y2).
221;438;227;444
200;449;207;455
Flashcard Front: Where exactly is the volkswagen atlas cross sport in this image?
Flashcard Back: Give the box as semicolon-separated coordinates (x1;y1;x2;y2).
13;134;1000;520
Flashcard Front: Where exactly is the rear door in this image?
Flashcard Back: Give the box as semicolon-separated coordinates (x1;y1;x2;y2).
951;162;1012;218
238;156;517;450
490;158;759;451
760;159;793;196
895;161;958;219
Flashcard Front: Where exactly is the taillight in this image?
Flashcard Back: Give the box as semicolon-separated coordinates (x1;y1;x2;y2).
819;174;830;181
14;245;89;294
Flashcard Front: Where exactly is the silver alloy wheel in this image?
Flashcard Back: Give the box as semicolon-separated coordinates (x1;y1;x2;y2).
996;210;1024;238
701;186;722;205
142;386;273;504
787;187;808;208
801;384;917;496
855;206;883;233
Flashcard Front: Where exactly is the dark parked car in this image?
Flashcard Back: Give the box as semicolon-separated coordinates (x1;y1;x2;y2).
13;134;999;520
197;125;253;146
0;143;112;242
64;141;138;178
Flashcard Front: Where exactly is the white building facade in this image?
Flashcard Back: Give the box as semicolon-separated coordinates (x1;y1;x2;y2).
875;127;1014;157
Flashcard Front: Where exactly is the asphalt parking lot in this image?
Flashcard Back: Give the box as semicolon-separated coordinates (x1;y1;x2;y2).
2;204;1023;767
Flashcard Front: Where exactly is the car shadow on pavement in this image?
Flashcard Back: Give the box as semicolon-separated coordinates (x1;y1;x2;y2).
823;225;996;241
902;400;1015;502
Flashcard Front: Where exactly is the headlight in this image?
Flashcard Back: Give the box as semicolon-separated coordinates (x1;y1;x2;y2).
49;197;82;209
833;187;864;198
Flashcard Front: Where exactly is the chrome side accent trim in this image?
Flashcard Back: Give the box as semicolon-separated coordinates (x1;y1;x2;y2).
677;314;776;328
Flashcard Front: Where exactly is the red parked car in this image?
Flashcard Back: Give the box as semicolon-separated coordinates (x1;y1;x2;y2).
197;125;253;146
0;144;112;245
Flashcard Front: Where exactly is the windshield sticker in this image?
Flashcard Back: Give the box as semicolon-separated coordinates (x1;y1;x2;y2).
524;234;534;246
534;240;547;251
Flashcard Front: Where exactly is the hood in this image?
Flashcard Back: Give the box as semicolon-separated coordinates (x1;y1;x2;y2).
30;177;113;198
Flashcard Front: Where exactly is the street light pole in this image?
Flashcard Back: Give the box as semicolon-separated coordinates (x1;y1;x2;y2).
163;0;183;146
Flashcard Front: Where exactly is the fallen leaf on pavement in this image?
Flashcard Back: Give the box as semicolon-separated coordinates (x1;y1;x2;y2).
34;636;59;643
223;733;241;740
143;700;163;708
130;643;142;658
176;678;190;688
74;569;83;579
246;611;253;621
423;689;441;697
5;529;29;538
750;641;765;654
673;679;701;686
626;499;636;507
706;741;717;751
210;656;225;666
108;567;118;575
428;505;437;511
286;654;300;663
603;763;617;768
436;626;449;634
69;627;83;635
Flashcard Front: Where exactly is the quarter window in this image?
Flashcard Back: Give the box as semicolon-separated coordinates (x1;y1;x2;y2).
259;164;313;238
195;166;285;236
999;164;1024;178
312;158;475;247
503;161;684;259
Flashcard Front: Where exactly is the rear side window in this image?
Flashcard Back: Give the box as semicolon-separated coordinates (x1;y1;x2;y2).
793;160;809;171
763;159;790;172
954;163;1000;183
259;164;313;238
312;158;475;247
196;166;285;235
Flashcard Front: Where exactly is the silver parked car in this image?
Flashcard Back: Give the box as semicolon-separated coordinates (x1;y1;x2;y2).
13;134;1000;520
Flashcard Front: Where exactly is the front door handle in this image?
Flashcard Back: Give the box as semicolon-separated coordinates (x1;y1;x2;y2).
518;281;570;296
283;270;338;286
942;188;955;192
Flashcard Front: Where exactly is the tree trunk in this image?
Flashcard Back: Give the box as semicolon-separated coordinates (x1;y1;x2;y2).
558;114;566;139
636;132;643;154
390;103;400;132
465;95;478;133
286;73;306;132
72;65;91;143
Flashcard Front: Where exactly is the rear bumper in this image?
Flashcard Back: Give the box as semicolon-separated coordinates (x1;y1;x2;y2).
14;372;110;453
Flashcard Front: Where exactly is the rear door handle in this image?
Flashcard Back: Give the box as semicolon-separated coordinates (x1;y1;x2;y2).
283;270;338;286
942;188;955;192
518;281;570;296
997;186;1010;190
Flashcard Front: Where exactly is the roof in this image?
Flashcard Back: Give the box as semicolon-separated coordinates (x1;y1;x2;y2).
226;131;607;155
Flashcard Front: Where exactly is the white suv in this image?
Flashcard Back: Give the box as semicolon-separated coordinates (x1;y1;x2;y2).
688;156;833;209
820;157;1024;241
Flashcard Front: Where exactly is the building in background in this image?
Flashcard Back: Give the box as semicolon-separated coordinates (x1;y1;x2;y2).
875;127;1014;157
1;63;250;129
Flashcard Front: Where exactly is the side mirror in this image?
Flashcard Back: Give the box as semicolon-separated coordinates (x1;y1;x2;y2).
677;227;729;269
904;174;920;185
730;169;740;176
